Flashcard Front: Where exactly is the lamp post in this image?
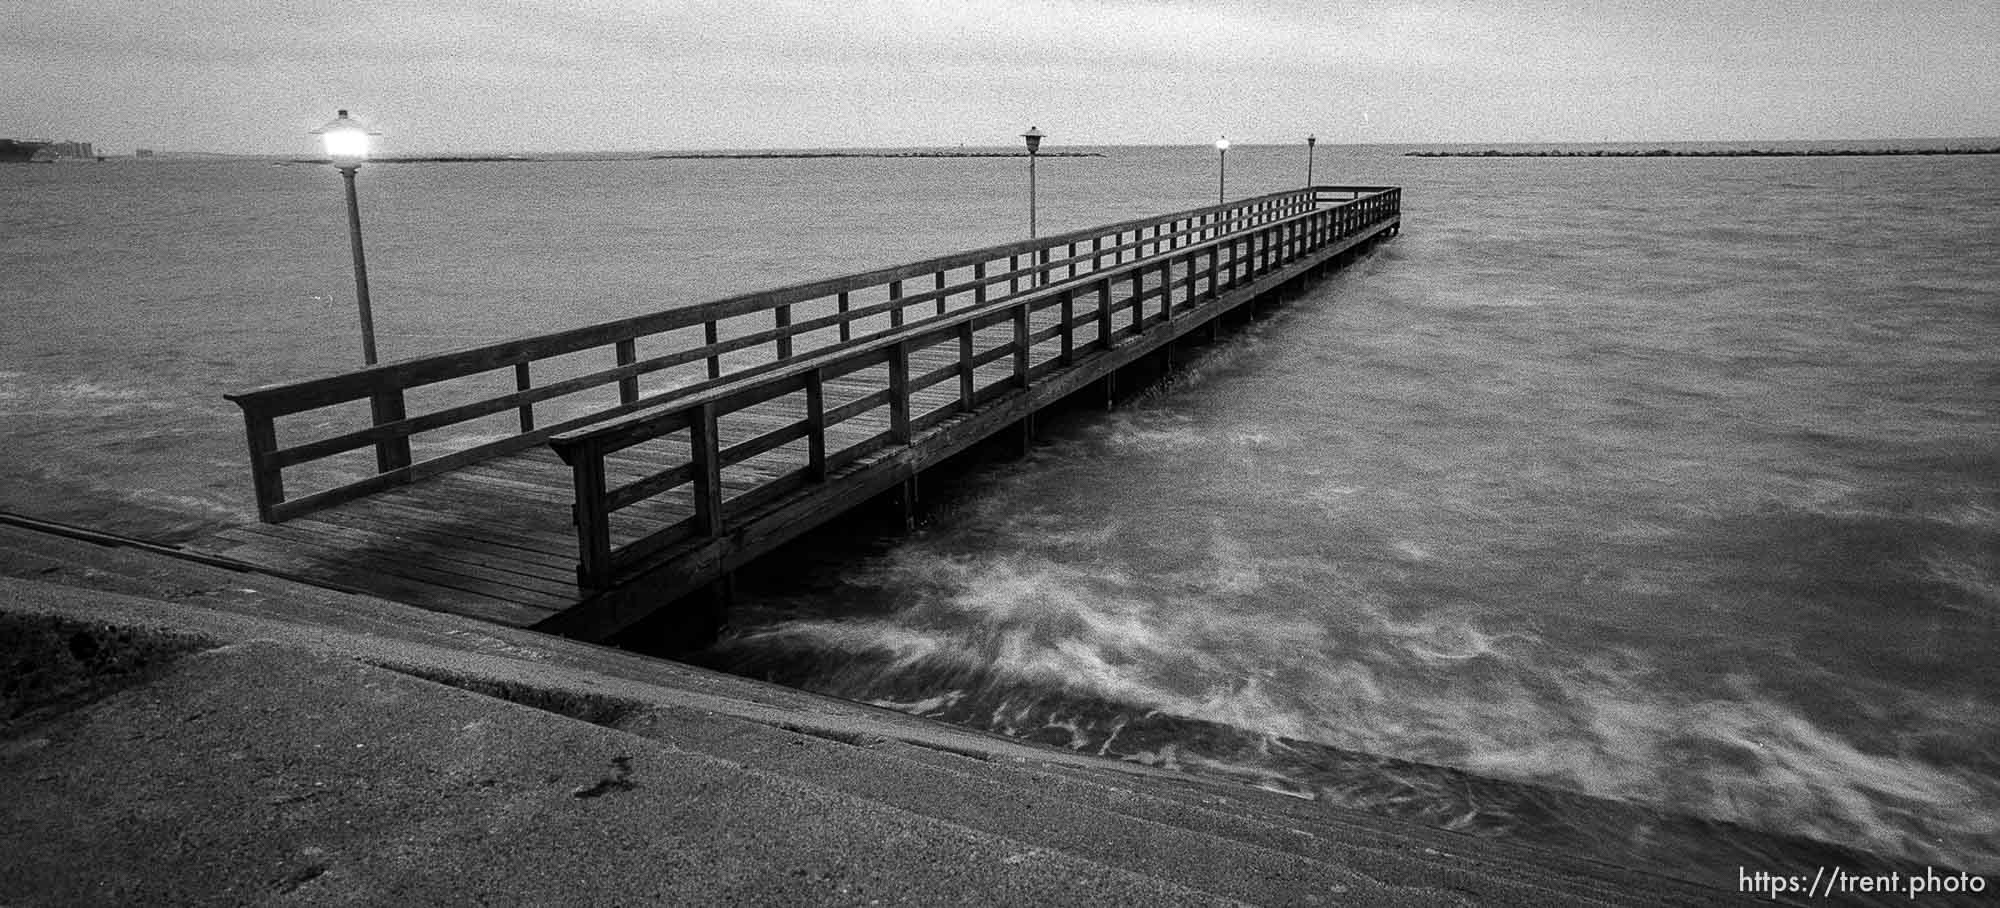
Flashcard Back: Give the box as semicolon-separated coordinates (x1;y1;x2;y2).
1022;126;1044;239
312;110;379;365
1306;133;1317;187
1215;136;1229;206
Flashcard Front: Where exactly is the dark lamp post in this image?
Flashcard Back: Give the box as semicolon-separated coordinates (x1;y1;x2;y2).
1306;133;1317;187
1022;126;1045;239
1215;136;1229;205
312;110;380;365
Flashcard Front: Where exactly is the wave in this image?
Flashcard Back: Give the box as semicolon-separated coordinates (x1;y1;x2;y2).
0;369;183;416
702;538;2000;876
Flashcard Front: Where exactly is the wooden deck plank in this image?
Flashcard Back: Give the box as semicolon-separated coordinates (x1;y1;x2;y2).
200;524;564;627
210;517;580;602
419;467;578;507
292;503;579;575
308;490;577;561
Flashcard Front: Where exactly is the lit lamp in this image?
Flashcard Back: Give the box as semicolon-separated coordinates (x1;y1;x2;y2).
1306;133;1317;187
1022;126;1045;240
1215;135;1230;205
312;109;381;365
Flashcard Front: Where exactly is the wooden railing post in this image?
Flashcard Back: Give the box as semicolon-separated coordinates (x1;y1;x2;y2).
690;402;723;536
1097;277;1114;349
1012;302;1030;388
562;439;613;589
974;262;989;306
615;338;639;405
934;271;948;315
514;361;535;432
1059;289;1075;366
1129;270;1145;333
889;279;905;328
704;321;722;379
958;321;976;411
805;369;828;481
369;388;411;474
1159;259;1175;322
837;291;852;342
889;341;912;443
234;404;284;521
775;304;794;359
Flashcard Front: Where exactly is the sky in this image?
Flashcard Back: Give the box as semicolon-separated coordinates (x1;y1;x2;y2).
4;0;1995;154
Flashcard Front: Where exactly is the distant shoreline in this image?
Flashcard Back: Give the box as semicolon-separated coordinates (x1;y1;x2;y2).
648;151;1107;160
1408;147;2000;159
284;156;533;164
271;151;1108;165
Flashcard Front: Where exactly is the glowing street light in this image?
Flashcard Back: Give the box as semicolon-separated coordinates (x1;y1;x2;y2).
1022;126;1045;239
1306;133;1317;187
1215;135;1230;205
311;109;381;365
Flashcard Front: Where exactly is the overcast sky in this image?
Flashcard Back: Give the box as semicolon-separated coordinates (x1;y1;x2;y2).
5;0;1994;154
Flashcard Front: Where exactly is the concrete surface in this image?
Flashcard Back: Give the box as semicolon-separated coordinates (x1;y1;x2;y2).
0;520;1757;906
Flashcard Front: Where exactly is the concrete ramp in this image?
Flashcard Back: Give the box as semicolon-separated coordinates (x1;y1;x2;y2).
1;522;1764;905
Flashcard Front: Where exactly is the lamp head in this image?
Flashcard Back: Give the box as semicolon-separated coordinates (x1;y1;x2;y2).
1022;126;1045;154
1215;136;1230;151
313;109;374;167
1307;133;1316;146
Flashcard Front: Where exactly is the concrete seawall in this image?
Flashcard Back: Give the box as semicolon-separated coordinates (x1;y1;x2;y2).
1;520;1756;905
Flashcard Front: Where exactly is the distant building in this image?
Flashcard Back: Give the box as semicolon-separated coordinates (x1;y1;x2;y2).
44;141;96;159
136;148;155;158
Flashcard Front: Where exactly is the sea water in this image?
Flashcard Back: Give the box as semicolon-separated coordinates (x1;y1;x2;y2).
4;143;1996;883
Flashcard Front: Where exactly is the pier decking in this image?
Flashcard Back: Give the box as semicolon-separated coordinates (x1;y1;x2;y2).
192;186;1401;640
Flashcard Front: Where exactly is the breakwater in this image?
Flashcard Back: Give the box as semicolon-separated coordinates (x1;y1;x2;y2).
1408;146;2000;158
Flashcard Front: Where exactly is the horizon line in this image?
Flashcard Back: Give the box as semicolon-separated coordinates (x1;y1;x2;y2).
106;134;2000;159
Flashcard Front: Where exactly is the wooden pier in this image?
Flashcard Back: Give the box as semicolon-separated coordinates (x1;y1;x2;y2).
192;186;1402;641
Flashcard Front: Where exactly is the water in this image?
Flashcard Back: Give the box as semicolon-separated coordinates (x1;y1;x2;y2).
5;143;1997;885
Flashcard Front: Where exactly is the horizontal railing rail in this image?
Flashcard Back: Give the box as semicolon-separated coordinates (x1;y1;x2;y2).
549;186;1401;589
227;186;1394;523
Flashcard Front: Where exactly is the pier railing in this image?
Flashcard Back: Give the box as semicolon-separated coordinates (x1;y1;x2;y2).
227;186;1390;523
547;187;1400;588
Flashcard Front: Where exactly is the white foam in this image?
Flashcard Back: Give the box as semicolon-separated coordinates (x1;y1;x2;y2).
735;525;2000;872
1099;412;1210;453
0;370;174;416
1924;554;2000;613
